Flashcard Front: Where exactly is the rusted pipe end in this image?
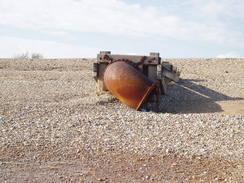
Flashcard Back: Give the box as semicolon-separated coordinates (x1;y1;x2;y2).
103;61;158;110
135;82;158;110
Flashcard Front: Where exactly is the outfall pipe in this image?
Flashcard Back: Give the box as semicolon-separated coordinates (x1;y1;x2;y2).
103;61;158;110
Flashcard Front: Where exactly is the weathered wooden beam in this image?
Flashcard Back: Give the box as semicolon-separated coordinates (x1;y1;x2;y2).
162;68;180;83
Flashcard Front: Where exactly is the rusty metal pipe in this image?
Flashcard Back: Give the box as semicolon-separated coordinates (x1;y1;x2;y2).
103;61;158;110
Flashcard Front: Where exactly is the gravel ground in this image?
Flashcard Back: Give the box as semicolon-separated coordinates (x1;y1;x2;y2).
0;58;243;182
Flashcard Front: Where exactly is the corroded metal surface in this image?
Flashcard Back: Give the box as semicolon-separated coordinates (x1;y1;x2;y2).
93;51;180;111
103;61;158;110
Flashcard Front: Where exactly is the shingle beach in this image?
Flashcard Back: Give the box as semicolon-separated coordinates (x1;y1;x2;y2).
0;58;243;182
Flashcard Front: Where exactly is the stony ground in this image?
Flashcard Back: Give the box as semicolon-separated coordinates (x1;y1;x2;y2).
0;58;243;182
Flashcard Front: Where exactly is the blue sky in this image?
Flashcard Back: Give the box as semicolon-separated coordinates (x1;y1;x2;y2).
0;0;243;58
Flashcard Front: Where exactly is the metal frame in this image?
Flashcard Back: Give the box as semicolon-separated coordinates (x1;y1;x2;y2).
93;51;180;95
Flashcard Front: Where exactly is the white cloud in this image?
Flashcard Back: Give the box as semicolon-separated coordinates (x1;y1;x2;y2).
216;51;243;58
0;0;244;58
40;30;77;40
190;0;244;20
41;31;70;36
0;0;243;47
0;36;100;58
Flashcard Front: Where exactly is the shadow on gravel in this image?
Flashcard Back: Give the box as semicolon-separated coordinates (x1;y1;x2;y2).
154;79;244;114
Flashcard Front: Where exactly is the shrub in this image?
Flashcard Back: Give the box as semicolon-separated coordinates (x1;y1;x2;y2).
14;52;29;59
31;53;43;59
14;52;43;59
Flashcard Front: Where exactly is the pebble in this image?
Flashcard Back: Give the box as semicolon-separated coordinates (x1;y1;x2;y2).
0;58;244;182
